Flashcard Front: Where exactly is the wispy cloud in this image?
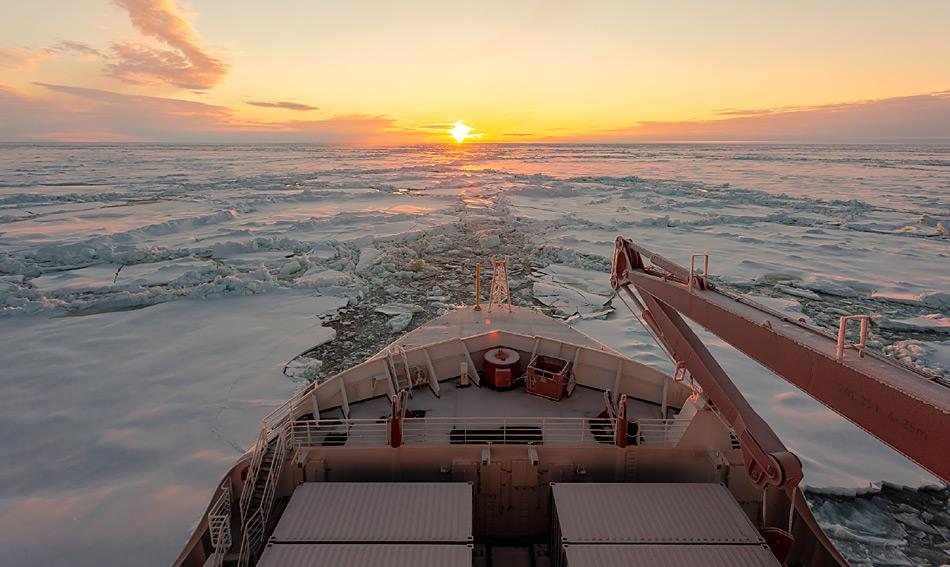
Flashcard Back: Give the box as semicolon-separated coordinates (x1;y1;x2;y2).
108;0;228;90
49;41;105;58
0;47;55;71
417;123;456;131
246;100;319;112
560;91;950;143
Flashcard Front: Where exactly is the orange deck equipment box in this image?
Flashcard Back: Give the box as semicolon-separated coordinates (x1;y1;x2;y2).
525;354;572;401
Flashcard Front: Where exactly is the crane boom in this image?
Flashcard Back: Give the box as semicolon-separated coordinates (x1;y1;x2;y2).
611;237;950;483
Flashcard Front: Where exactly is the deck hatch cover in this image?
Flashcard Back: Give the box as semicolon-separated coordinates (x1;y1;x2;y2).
269;482;473;543
257;543;473;567
563;544;780;566
552;483;763;544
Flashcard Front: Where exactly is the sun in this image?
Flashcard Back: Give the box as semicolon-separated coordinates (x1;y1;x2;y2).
448;121;473;143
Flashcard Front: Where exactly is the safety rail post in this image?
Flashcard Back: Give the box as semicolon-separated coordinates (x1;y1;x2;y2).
688;252;709;291
836;315;870;362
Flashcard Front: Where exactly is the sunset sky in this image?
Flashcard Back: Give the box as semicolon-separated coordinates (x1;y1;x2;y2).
1;0;948;143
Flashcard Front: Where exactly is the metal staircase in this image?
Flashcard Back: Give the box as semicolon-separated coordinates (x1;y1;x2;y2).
236;429;288;567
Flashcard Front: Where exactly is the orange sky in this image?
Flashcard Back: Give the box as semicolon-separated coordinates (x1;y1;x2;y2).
1;0;948;143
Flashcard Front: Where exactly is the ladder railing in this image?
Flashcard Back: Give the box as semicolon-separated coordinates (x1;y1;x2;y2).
207;481;232;567
239;425;268;521
387;346;413;392
260;430;288;528
236;510;262;567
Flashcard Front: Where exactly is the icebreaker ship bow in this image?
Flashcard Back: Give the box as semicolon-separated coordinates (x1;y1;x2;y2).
172;240;950;567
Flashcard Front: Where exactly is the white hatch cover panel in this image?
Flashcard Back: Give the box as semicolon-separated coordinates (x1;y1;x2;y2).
269;482;473;543
552;483;764;544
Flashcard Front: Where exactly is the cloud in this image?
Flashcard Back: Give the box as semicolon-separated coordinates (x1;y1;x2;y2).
21;82;233;140
0;82;422;144
246;100;319;112
49;41;105;58
417;123;456;130
35;81;229;113
0;47;55;71
562;91;950;143
108;0;228;90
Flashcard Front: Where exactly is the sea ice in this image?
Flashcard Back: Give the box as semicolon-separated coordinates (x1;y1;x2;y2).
0;291;343;566
1;143;947;566
532;264;613;316
879;313;950;334
884;340;950;377
355;246;383;272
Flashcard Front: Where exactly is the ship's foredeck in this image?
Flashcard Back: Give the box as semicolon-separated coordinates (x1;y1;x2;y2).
278;304;689;449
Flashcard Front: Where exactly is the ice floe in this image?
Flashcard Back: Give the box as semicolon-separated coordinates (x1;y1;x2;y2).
879;313;950;334
884;340;950;377
532;264;613;316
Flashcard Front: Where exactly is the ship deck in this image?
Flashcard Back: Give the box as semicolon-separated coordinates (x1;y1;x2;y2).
343;305;665;422
283;305;682;449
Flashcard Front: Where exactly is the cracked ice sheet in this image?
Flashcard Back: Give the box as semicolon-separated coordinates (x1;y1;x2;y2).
569;298;943;491
879;313;950;334
472;144;946;210
533;264;613;316
30;258;218;293
531;221;948;298
0;290;345;566
503;169;949;300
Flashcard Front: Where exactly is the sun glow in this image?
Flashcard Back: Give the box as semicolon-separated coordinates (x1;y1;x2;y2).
449;121;473;143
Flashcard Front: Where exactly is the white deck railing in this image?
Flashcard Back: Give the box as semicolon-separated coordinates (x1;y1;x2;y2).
635;418;690;447
288;419;389;447
285;416;690;449
284;416;690;448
